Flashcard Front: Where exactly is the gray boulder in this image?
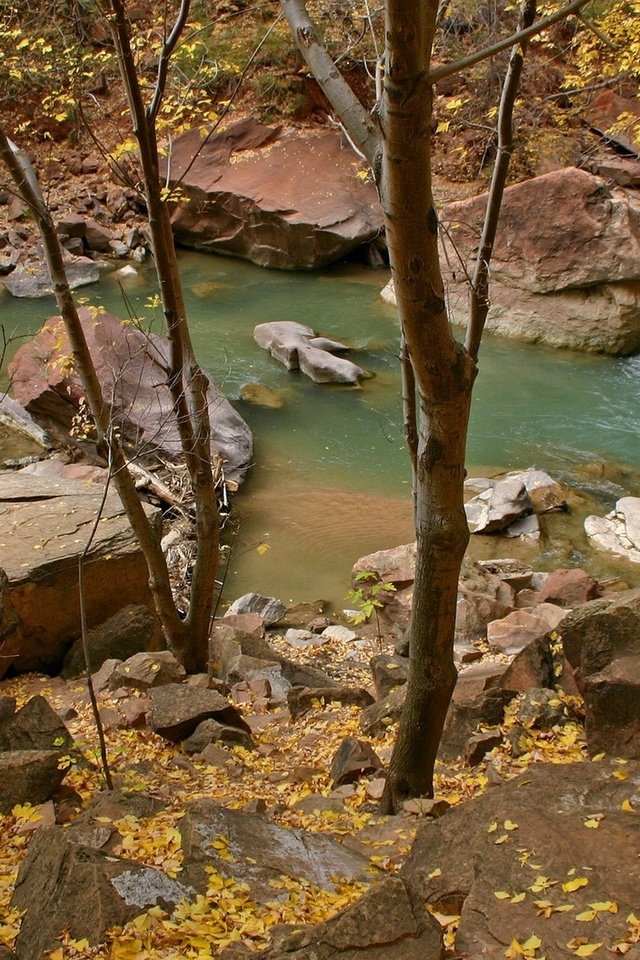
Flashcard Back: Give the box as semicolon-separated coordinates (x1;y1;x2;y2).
256;876;444;960
3;256;100;298
179;798;377;900
464;477;532;533
254;321;366;384
225;592;286;625
107;651;185;691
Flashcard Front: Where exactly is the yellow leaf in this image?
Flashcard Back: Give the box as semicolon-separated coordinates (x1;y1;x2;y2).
495;833;509;844
494;891;511;899
589;901;618;913
584;819;600;829
576;909;597;922
428;867;442;879
591;753;605;762
573;945;603;957
511;892;526;904
621;799;634;812
504;819;519;831
562;877;589;893
256;542;270;556
488;820;498;833
522;935;542;950
613;770;629;780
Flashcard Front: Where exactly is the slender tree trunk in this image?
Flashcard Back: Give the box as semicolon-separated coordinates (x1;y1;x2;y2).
108;0;220;671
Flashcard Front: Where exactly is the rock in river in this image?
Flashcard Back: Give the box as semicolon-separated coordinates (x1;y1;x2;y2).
163;117;384;270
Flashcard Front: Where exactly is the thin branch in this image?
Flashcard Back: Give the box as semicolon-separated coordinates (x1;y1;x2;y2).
78;473;114;791
279;0;381;166
465;0;537;361
148;0;192;124
576;11;616;48
429;0;591;84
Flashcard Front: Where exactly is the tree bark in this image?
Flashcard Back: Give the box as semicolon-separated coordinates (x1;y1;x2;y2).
107;0;220;672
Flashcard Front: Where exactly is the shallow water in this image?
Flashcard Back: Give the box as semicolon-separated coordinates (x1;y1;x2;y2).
1;251;639;605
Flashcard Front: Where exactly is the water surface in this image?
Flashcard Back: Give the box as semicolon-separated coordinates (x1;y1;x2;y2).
1;252;638;605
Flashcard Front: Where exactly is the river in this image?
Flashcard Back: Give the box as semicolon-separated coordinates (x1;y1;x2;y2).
1;250;639;606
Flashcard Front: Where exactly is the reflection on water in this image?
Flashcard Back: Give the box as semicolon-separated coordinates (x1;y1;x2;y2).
1;251;639;605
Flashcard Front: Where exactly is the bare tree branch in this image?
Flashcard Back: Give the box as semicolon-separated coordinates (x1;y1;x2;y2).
280;0;382;166
148;0;192;124
429;0;591;85
466;0;537;361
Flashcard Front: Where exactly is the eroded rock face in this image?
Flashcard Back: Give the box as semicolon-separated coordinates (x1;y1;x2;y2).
402;761;640;959
382;168;640;354
8;308;252;483
0;473;159;678
164;118;385;270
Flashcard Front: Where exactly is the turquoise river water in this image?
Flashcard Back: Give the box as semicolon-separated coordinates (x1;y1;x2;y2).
1;251;639;606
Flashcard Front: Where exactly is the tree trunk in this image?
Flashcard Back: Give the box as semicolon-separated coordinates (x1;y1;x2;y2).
380;387;472;811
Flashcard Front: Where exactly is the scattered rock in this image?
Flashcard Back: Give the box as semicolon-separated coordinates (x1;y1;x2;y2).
515;687;568;728
370;654;409;698
0;750;66;814
464;729;502;766
440;689;515;761
486;603;568;655
147;684;251;743
292;793;346;815
288;686;374;720
61;604;164;678
585;496;640;563
330;737;383;786
0;695;73;754
225;593;286;625
108;651;186;691
465;477;532;534
182;718;254;754
535;567;601;607
360;685;406;737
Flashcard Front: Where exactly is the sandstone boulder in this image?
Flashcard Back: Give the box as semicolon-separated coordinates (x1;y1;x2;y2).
486;603;568;655
179;798;378;899
61;604;164;678
382;168;640;354
585;90;640;156
8;308;252;483
164;118;384;270
107;651;186;691
0;473;158;678
256;876;444;960
330;737;383;786
402;760;640;958
464;476;532;533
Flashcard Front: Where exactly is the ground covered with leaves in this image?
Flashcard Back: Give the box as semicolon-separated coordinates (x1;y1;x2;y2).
0;628;594;960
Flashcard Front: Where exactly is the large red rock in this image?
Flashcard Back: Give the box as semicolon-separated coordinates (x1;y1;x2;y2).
382;167;640;354
164;118;384;270
0;472;158;678
585;90;640;156
8;307;252;483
